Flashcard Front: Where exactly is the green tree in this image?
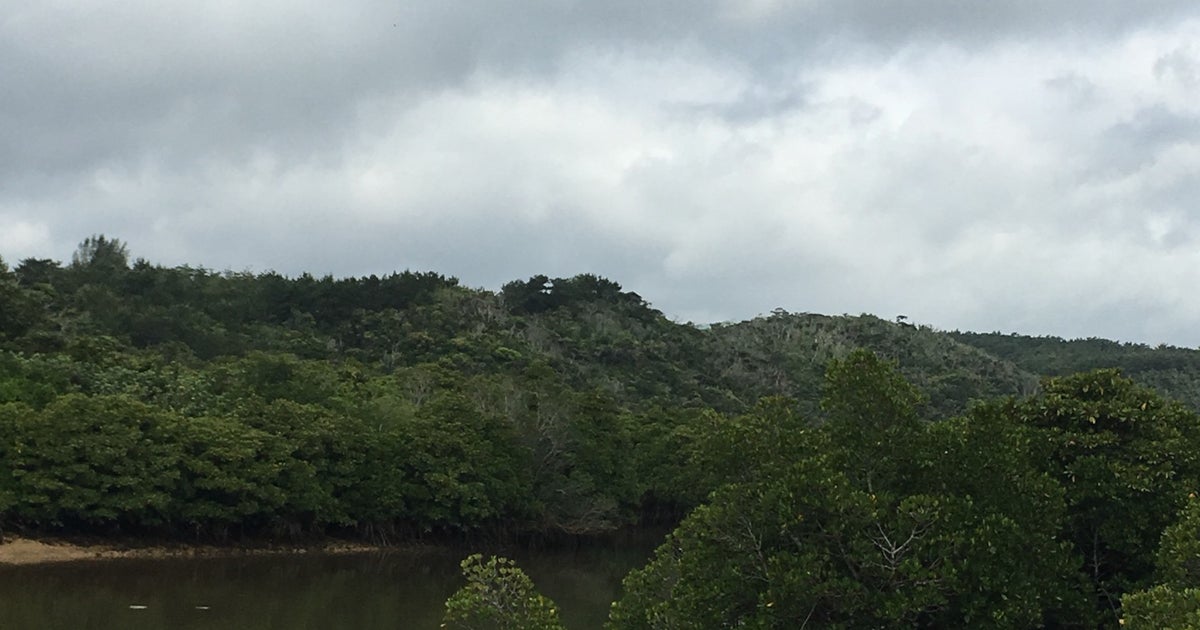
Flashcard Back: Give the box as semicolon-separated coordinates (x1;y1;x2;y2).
14;258;63;287
402;391;532;530
443;554;565;630
610;353;1078;629
1157;497;1200;589
5;394;181;530
70;234;130;273
170;414;288;537
1121;585;1200;630
0;258;44;343
1120;498;1200;628
683;396;808;497
239;399;367;531
821;349;925;492
1019;370;1200;620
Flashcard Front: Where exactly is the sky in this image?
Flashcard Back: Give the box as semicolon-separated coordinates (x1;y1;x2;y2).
3;1;1200;346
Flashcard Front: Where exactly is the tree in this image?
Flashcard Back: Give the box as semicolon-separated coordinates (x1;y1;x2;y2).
1156;497;1200;589
1018;370;1200;621
501;275;555;315
14;258;62;287
683;396;809;498
821;349;925;493
70;235;129;272
5;394;181;530
609;353;1078;629
0;259;43;342
1120;498;1200;628
170;414;288;537
233;399;366;533
400;390;533;530
443;554;564;630
1121;586;1200;630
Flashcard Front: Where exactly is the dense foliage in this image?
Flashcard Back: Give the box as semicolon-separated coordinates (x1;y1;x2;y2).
443;554;565;630
608;354;1200;629
953;330;1200;411
5;237;1200;626
0;236;1063;539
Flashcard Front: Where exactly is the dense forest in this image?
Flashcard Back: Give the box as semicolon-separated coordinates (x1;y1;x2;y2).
3;236;1200;627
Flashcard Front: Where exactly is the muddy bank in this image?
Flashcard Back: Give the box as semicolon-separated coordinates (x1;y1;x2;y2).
0;536;380;566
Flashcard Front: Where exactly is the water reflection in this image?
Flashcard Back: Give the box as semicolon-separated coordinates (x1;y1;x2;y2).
0;531;665;630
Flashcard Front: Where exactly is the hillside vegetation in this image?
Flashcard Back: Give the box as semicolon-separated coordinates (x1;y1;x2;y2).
953;331;1200;411
6;236;1200;627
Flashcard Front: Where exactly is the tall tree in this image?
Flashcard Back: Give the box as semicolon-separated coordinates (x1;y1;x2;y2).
70;235;129;272
1018;370;1200;622
610;352;1079;629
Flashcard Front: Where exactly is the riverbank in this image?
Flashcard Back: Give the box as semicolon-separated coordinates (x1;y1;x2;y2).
0;523;675;567
0;536;381;566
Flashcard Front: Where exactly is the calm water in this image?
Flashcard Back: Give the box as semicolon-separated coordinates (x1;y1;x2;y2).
0;532;666;630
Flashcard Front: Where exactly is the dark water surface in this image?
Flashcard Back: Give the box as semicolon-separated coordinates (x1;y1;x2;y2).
0;531;666;630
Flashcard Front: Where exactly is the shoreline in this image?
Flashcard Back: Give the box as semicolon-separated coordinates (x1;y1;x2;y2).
0;536;383;566
0;524;674;567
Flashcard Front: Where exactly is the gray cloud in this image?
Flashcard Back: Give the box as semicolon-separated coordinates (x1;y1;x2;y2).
4;1;1200;345
1127;106;1200;147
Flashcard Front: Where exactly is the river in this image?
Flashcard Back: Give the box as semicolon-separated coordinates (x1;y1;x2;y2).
0;531;666;629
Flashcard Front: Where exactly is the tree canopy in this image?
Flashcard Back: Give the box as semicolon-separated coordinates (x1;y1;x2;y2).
4;237;1200;626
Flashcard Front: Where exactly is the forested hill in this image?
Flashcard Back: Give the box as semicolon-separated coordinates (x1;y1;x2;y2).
5;236;1200;423
705;312;1037;418
2;237;1043;412
8;236;1193;415
951;331;1200;411
14;236;1200;625
2;235;1200;541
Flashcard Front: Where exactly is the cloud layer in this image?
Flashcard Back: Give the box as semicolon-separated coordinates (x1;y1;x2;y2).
4;1;1200;344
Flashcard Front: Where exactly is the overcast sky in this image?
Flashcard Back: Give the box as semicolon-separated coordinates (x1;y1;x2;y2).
4;1;1200;345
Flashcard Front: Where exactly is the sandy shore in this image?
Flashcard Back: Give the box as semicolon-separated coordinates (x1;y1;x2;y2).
0;536;381;566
